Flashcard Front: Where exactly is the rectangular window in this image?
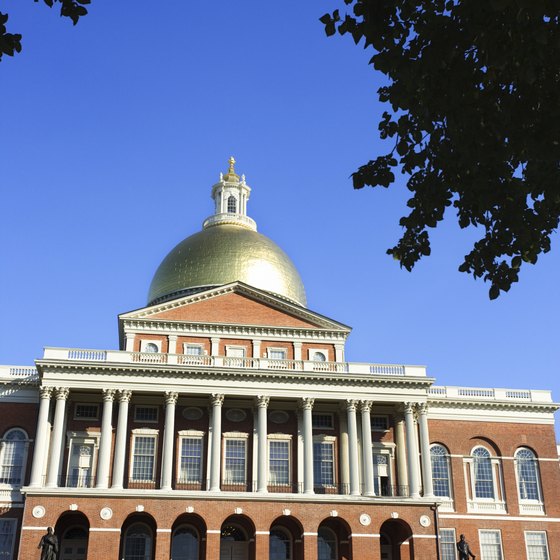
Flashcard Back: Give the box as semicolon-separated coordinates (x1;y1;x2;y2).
68;443;94;487
313;441;334;486
179;438;203;483
74;404;99;420
479;530;503;560
134;406;158;423
372;452;390;496
131;436;156;481
525;532;549;560
439;529;456;560
0;519;16;560
224;439;246;484
371;415;389;431
312;413;334;430
268;349;287;360
269;440;290;485
226;346;246;358
184;344;203;356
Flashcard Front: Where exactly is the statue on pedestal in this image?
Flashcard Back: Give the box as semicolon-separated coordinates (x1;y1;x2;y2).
457;534;476;560
38;527;58;560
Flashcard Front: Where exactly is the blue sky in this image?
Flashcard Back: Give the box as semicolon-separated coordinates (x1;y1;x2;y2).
1;2;559;408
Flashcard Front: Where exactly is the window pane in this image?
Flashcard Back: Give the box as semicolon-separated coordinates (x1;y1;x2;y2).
180;438;202;482
473;448;495;499
172;526;199;560
313;442;334;486
0;520;16;558
517;449;540;501
0;430;26;485
224;440;246;483
269;350;286;360
439;529;456;560
270;529;291;560
480;530;502;560
132;437;155;480
526;532;549;560
124;524;152;560
431;445;451;498
269;441;290;485
318;528;336;560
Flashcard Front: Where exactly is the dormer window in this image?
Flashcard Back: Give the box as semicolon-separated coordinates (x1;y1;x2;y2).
227;195;237;213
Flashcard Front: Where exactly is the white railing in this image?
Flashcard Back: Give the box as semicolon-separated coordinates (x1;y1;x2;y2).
429;386;553;403
519;502;545;515
0;366;38;379
39;347;426;377
467;500;507;514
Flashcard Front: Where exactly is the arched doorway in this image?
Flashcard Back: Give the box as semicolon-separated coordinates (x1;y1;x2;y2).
55;512;90;560
317;517;352;560
379;519;413;560
171;513;206;560
269;516;304;560
120;513;157;560
220;515;255;560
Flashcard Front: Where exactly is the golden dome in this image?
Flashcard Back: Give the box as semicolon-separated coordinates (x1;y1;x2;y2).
147;224;307;307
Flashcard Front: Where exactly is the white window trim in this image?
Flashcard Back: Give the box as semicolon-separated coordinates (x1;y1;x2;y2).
371;444;394;497
183;343;206;355
177;432;205;485
225;345;247;358
65;431;100;488
0;428;30;490
465;446;506;514
524;531;550;560
313;435;336;487
129;429;159;482
439;528;457;560
268;434;292;486
514;448;545;515
134;405;159;424
478;529;503;560
222;432;249;486
266;347;287;360
140;340;162;353
73;402;100;421
430;443;454;510
308;348;329;361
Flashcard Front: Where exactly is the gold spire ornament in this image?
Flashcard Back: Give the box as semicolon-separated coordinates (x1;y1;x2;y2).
223;156;239;182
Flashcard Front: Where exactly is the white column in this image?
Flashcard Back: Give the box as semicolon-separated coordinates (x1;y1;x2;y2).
293;342;302;361
335;344;344;362
211;338;220;356
404;402;420;498
257;395;269;492
46;387;69;487
252;339;262;359
347;400;360;495
338;408;350;490
209;394;224;491
111;389;132;489
95;389;115;489
29;387;53;487
161;391;178;490
417;402;434;498
360;401;375;496
125;332;136;352
300;398;314;494
395;411;409;496
168;335;178;355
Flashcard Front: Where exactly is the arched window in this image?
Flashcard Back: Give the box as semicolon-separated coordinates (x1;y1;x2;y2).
61;527;89;560
171;525;199;560
123;523;152;560
0;429;28;485
430;444;451;498
144;343;159;353
472;447;495;499
312;352;326;362
270;527;292;560
227;195;237;213
515;448;541;501
317;527;337;560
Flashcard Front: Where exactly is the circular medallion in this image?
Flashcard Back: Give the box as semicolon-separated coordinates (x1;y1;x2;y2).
32;506;45;519
183;407;203;420
419;515;431;527
359;513;371;526
226;408;246;422
100;507;113;520
269;410;289;424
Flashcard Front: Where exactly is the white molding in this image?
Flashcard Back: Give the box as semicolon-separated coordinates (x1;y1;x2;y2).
440;513;560;522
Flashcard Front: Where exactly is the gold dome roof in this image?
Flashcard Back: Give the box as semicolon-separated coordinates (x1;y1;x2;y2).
147;224;307;307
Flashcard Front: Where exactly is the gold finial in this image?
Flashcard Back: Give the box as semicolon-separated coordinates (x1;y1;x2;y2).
223;156;239;181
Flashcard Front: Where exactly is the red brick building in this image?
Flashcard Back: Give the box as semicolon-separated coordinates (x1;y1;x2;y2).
1;159;558;560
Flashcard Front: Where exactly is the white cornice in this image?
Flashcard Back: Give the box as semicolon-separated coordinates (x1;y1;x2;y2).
428;399;559;416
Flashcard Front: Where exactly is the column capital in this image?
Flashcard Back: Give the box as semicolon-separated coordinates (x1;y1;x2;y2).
346;399;358;412
360;400;373;413
102;389;116;402
165;391;179;405
403;401;416;414
39;386;53;399
293;342;302;348
299;397;314;411
55;387;69;400
211;394;224;407
125;332;136;340
168;334;178;341
118;389;132;403
211;337;221;343
256;395;270;408
417;402;428;415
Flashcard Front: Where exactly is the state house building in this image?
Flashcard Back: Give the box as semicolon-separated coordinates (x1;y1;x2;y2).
1;159;559;560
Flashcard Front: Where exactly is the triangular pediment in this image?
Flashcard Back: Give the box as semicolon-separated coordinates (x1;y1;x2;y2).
119;282;350;332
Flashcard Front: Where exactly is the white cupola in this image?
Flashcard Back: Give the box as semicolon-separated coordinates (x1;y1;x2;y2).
202;156;257;231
